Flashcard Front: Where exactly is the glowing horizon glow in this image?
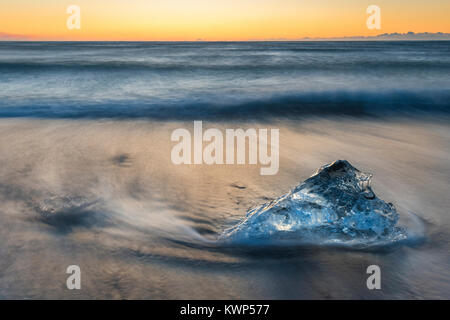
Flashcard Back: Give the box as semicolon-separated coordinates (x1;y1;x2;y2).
1;0;449;41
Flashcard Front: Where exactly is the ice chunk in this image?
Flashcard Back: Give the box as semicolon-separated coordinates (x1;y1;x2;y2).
220;160;407;245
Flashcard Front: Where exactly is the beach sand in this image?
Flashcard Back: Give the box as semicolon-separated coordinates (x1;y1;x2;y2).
0;116;448;299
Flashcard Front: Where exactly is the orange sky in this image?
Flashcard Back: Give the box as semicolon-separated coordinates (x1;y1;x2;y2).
1;0;449;41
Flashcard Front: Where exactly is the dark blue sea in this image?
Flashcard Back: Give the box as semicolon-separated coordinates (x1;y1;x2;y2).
0;41;449;118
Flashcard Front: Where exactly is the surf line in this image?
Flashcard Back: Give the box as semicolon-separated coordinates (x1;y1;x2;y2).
171;121;279;175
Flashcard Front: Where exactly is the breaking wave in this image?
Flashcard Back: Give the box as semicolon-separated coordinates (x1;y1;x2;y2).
0;90;448;119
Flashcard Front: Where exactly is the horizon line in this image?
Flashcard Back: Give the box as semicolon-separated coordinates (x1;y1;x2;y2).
1;39;450;42
1;32;449;42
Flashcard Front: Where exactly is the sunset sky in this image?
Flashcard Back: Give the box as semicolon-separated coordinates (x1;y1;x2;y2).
1;0;449;41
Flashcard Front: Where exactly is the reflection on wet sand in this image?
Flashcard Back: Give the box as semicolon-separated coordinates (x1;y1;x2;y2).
0;117;449;299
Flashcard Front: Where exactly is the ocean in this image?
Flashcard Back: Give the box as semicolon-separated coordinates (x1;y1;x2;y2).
0;41;449;299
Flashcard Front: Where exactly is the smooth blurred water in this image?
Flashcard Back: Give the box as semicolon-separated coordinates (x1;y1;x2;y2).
0;41;449;118
0;42;449;299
